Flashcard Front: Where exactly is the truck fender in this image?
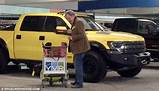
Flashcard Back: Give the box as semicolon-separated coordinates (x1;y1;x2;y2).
89;41;106;52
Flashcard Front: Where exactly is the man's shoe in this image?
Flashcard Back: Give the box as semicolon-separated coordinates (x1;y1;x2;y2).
71;85;83;88
71;82;76;85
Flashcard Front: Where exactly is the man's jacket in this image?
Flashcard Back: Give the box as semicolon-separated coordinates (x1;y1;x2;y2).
70;18;90;54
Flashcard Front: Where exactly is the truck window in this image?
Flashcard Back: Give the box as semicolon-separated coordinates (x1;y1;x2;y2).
21;16;66;32
138;21;149;34
56;17;66;26
139;20;158;35
20;16;46;31
45;16;66;32
137;20;158;35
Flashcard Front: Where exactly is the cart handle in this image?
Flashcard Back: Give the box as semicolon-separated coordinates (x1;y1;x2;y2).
42;42;68;47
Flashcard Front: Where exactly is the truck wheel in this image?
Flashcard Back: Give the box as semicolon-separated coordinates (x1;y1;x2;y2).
0;48;9;73
27;63;34;70
83;51;107;82
117;67;142;77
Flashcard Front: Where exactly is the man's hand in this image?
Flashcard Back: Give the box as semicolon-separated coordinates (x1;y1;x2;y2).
68;36;72;40
67;29;72;34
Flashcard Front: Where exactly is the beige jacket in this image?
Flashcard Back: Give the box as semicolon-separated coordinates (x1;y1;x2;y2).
70;18;90;54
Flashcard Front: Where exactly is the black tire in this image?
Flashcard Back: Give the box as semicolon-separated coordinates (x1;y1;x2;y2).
0;48;9;73
83;51;107;82
49;77;53;86
117;67;142;77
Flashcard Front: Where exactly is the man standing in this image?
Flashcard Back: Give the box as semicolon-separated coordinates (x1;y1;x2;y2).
65;10;90;88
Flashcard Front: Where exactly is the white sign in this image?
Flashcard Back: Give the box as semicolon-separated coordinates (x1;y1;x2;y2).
43;57;66;74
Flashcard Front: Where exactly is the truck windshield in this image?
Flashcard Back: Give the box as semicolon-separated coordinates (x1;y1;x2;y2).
95;22;110;31
78;17;102;31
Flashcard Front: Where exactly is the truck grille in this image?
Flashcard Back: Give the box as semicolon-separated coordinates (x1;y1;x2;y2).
123;41;146;54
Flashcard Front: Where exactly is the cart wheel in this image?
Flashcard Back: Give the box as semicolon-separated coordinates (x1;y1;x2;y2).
64;81;68;88
41;80;45;88
49;77;53;86
62;78;68;88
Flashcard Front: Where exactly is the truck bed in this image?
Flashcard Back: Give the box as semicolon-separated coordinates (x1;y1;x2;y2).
0;16;19;31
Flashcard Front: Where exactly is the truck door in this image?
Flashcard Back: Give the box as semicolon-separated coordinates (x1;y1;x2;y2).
14;16;72;62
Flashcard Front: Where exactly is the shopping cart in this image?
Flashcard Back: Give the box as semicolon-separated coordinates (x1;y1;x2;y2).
41;42;68;88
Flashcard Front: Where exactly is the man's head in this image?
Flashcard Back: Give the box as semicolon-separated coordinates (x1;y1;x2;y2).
65;10;76;24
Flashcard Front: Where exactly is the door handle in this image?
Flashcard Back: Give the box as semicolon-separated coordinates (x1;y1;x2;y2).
16;35;21;39
39;36;45;40
45;42;52;46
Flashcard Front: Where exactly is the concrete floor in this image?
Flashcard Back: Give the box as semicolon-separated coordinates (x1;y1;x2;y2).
0;66;158;91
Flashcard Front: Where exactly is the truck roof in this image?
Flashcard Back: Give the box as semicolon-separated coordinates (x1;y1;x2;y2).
115;18;157;25
22;12;92;17
115;18;154;21
22;13;62;16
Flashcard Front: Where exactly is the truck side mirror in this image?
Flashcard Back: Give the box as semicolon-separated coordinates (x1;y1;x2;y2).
56;26;67;34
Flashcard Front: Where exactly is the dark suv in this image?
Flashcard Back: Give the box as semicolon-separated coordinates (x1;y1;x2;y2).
112;18;159;61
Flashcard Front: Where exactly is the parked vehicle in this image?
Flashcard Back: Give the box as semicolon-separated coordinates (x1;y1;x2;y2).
0;13;150;82
112;18;159;61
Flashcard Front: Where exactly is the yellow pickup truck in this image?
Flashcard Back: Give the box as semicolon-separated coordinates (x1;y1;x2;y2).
0;13;150;82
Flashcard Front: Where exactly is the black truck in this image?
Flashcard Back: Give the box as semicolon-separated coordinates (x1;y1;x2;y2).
112;18;159;61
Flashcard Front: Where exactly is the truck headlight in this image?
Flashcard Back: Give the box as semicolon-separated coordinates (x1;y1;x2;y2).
107;41;126;53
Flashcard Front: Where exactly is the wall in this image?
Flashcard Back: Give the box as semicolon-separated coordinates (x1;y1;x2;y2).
0;5;49;14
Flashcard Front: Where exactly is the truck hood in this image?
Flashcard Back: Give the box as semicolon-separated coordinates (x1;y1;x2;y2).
86;31;144;41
